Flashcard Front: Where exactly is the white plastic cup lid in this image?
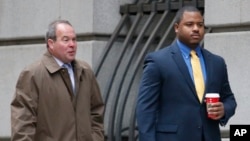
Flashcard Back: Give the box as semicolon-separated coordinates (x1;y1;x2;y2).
205;93;220;98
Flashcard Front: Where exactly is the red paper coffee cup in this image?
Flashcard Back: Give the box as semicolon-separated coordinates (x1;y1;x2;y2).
205;93;220;118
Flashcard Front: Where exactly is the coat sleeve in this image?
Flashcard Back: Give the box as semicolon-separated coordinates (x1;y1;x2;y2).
90;70;105;141
136;54;161;141
11;70;38;141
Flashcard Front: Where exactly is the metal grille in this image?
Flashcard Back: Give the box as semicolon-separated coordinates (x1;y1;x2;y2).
94;1;205;141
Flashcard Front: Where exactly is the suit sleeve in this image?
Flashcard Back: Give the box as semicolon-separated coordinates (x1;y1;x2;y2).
219;60;237;125
11;70;38;141
136;54;161;141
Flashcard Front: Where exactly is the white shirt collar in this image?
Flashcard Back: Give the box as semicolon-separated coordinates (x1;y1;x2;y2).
53;56;64;67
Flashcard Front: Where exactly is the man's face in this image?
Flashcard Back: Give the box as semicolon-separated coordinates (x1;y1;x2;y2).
174;11;205;49
48;23;77;63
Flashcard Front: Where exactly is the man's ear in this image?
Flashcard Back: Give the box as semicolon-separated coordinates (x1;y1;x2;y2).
47;39;54;50
174;23;179;33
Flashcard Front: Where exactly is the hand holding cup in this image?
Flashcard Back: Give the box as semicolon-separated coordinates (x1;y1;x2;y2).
205;93;220;119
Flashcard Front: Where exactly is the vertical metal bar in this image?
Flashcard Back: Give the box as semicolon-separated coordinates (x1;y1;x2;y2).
128;9;173;141
94;8;129;77
114;2;158;141
128;100;138;141
101;14;130;112
192;0;198;7
107;6;143;141
155;13;176;50
179;0;184;8
124;10;170;141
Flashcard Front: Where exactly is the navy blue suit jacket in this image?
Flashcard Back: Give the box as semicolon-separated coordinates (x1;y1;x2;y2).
136;41;237;141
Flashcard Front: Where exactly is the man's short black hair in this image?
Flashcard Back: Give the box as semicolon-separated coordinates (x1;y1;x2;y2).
175;6;202;24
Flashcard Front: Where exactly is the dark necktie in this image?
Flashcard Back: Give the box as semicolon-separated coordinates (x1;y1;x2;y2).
62;63;75;95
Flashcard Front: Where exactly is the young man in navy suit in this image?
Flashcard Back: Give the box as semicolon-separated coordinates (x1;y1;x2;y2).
136;6;237;141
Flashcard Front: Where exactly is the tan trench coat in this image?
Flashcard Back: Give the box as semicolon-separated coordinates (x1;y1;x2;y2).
11;51;104;141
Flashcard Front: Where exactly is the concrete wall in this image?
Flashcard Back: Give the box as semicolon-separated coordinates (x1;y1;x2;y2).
205;0;250;138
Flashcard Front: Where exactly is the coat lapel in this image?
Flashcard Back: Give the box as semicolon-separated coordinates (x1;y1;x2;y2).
73;61;83;97
60;69;74;98
42;51;75;99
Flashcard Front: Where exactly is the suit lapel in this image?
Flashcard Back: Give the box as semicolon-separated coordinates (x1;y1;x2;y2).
201;49;212;94
170;43;197;97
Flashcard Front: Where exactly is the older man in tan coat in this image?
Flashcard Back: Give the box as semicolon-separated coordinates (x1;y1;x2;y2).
11;20;104;141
